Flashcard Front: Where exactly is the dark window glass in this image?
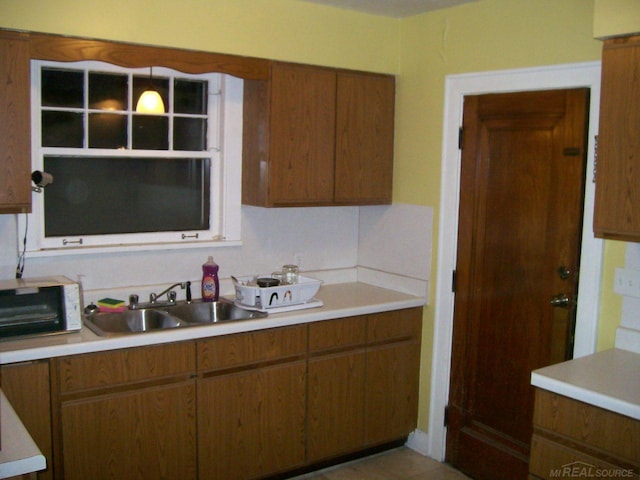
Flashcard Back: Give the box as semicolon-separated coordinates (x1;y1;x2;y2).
42;111;84;147
175;79;207;115
174;118;207;151
42;69;84;108
89;73;128;111
89;113;127;149
132;115;169;150
133;75;169;112
43;156;210;236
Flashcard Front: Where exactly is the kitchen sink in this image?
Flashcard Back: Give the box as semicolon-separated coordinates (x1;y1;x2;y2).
84;309;185;336
84;298;267;336
164;299;267;324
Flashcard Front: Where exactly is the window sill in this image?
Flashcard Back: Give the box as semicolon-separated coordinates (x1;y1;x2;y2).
24;238;243;258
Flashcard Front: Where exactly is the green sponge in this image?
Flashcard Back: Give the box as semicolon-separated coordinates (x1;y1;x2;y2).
97;297;126;312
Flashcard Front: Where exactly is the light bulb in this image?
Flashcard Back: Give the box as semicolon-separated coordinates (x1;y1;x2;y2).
136;90;165;114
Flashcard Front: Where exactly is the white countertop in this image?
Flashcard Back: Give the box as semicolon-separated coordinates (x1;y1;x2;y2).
531;348;640;420
0;390;46;479
0;282;425;364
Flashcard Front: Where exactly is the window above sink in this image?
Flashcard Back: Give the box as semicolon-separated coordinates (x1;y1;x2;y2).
21;60;243;256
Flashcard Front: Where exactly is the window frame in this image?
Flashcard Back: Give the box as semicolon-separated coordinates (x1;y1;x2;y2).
22;60;242;256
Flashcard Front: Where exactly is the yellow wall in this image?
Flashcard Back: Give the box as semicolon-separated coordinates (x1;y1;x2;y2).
0;0;625;435
594;0;640;38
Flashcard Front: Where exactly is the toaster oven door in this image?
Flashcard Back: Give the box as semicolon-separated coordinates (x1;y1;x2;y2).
0;286;65;339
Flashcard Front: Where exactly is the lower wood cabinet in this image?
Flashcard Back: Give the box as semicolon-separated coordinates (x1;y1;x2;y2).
529;389;639;480
59;381;197;480
1;360;53;480
4;307;423;480
52;342;197;480
197;325;308;480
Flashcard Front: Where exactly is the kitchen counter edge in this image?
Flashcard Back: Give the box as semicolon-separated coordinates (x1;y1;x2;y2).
530;348;640;420
0;282;426;365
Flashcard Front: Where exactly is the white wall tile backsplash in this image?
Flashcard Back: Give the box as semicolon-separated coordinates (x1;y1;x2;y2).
615;243;640;353
0;203;433;305
358;203;432;281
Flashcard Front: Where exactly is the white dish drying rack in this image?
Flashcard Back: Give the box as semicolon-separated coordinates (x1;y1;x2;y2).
232;275;323;312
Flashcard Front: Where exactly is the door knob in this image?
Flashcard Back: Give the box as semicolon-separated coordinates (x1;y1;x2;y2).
550;293;570;307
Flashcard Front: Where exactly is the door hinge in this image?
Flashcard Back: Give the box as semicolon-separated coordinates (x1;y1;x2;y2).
458;127;464;149
444;405;450;427
452;270;457;293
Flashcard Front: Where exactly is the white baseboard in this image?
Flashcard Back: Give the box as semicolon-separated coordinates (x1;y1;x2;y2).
405;429;429;456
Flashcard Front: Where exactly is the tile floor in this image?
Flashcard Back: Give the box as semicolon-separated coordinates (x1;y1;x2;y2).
291;447;472;480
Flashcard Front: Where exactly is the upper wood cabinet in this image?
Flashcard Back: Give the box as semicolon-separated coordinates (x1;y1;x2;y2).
594;35;640;240
0;30;31;214
243;62;395;207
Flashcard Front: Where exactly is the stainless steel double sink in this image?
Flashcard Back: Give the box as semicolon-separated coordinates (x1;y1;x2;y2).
84;298;267;337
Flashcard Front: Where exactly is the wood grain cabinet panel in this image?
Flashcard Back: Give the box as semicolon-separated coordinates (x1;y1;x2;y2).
335;72;394;204
1;361;53;480
242;62;395;207
0;30;31;214
198;361;307;480
529;389;640;480
53;343;197;480
594;34;640;240
197;325;308;480
60;381;197;480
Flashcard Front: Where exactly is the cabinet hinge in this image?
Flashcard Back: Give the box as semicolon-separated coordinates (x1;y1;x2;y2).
451;270;457;293
444;405;450;427
458;127;464;150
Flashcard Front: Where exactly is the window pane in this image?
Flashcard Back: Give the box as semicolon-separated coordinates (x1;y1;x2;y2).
42;68;84;108
133;75;169;112
175;79;207;114
89;72;128;111
43;156;210;236
89;113;127;149
132;115;169;150
174;117;207;151
42;111;84;147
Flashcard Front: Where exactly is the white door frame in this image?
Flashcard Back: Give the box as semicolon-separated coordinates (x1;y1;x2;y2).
426;61;603;461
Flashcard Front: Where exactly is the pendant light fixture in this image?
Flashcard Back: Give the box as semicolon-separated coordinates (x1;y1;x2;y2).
136;67;165;114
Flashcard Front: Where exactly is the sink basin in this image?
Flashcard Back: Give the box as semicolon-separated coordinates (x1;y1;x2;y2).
164;299;268;324
84;298;267;336
84;309;185;336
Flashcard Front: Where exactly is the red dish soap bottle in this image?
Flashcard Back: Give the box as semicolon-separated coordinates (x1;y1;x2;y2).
201;256;219;302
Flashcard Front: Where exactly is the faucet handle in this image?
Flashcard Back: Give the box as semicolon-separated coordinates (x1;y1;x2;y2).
129;294;139;309
168;291;177;302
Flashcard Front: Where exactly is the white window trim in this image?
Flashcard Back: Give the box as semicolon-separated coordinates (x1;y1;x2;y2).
21;61;243;257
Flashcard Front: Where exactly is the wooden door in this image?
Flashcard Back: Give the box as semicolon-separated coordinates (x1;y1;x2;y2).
446;89;589;480
269;63;336;205
334;72;395;204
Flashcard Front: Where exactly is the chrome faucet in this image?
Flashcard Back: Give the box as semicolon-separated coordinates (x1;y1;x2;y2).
129;281;192;309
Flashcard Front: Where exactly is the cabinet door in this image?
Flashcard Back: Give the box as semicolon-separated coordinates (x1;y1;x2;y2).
269;63;336;205
198;361;307;480
308;351;366;462
0;30;31;214
60;380;197;480
335;72;394;204
364;340;421;446
594;35;640;240
1;361;53;480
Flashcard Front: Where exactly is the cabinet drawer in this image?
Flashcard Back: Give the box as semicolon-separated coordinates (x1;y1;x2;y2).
197;324;307;371
56;342;195;394
530;434;638;480
367;308;422;344
309;316;367;354
533;389;640;464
